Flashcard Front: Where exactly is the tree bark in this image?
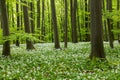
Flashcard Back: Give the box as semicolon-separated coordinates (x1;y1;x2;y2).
117;0;120;43
64;0;68;48
0;16;1;28
85;0;90;41
23;1;35;50
41;0;45;41
0;0;11;56
30;1;35;34
50;0;60;49
90;0;105;59
70;0;73;42
106;0;114;48
102;0;108;41
47;0;52;42
37;0;41;39
70;0;78;43
16;0;20;47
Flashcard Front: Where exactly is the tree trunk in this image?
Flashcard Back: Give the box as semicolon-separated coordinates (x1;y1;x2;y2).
90;0;105;59
0;0;11;56
30;1;35;34
50;0;60;49
77;1;81;41
117;0;120;43
37;0;41;39
23;1;35;50
16;0;20;47
41;0;45;41
20;0;23;30
102;0;108;41
73;0;78;43
46;0;52;42
70;0;78;43
64;0;68;48
70;0;73;42
85;0;90;41
0;16;1;28
106;0;114;48
12;6;15;28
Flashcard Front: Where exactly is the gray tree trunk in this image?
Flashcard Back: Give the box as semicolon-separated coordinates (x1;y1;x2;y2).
30;1;35;34
117;0;120;43
70;0;78;43
37;0;41;39
106;0;114;48
50;0;60;49
23;1;35;50
41;0;45;41
64;0;68;48
90;0;105;59
16;0;20;47
0;0;11;56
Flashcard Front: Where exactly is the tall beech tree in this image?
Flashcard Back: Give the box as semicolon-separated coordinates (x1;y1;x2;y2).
102;0;108;41
64;0;68;48
0;4;1;28
90;0;105;59
37;0;40;39
41;0;45;40
50;0;60;49
106;0;114;48
22;1;35;50
30;1;35;34
16;0;20;47
85;0;90;41
70;0;78;43
117;0;120;43
0;0;10;56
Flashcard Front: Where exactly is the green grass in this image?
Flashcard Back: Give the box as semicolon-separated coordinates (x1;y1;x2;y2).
0;42;120;80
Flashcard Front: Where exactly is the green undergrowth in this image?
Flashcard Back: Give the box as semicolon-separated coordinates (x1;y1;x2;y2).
0;42;120;80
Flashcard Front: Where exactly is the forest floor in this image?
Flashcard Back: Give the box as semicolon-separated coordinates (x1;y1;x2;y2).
0;42;120;79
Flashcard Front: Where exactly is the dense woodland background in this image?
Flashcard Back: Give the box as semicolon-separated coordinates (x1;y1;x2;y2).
0;0;120;58
0;0;120;57
0;0;120;79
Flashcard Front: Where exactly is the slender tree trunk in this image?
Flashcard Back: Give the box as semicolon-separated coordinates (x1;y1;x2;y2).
90;0;105;59
60;9;64;42
47;1;52;42
16;0;20;47
0;5;1;28
12;6;15;28
37;0;41;39
0;0;11;56
77;15;81;41
85;0;90;41
104;20;108;41
106;0;114;48
30;1;35;34
76;2;81;41
20;0;23;30
50;0;60;49
70;0;78;43
51;20;54;42
12;8;16;44
73;0;78;43
117;0;120;43
22;1;35;50
70;0;73;42
37;0;40;29
64;0;68;48
102;0;108;41
41;0;45;41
